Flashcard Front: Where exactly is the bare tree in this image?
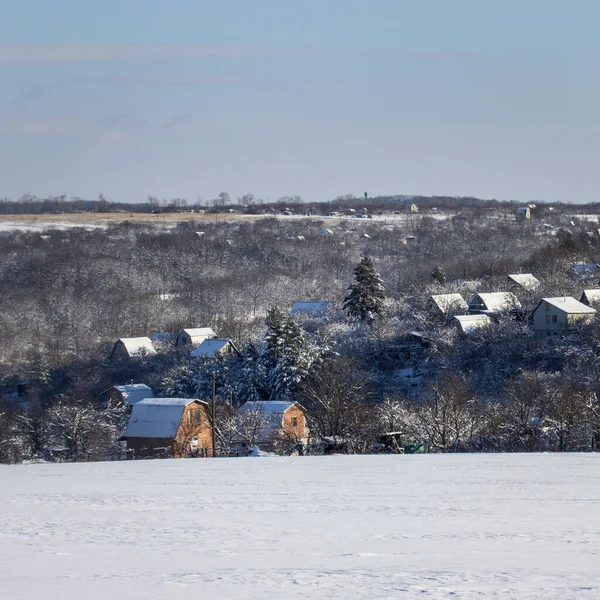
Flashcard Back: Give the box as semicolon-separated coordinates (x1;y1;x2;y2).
233;404;272;449
416;373;481;452
301;356;376;452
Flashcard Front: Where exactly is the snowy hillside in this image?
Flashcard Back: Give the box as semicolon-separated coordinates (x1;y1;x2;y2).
2;454;600;599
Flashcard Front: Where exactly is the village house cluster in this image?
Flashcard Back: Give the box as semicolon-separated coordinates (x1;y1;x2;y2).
99;264;600;460
425;271;598;339
102;385;308;460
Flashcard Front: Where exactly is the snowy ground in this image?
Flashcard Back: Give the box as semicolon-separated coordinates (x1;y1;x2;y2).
0;211;448;232
2;454;600;599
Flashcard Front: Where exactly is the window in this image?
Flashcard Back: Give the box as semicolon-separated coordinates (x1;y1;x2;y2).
545;315;551;324
552;315;557;323
189;408;201;425
291;416;298;427
545;302;551;312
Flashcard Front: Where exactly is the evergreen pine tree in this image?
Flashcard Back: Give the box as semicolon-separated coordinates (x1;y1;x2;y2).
262;307;326;400
431;265;446;284
343;255;386;323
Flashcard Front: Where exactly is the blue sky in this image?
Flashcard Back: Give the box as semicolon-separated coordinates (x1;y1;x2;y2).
0;0;598;203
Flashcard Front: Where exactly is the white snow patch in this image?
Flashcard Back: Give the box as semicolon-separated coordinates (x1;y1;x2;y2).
1;454;600;599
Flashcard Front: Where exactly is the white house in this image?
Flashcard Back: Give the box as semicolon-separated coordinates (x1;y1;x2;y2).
532;297;596;338
110;337;156;359
291;301;330;316
451;314;492;335
176;327;217;349
468;292;520;314
189;338;239;358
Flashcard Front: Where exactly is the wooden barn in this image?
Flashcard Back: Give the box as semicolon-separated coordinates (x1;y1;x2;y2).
120;398;213;459
233;400;308;454
110;337;156;359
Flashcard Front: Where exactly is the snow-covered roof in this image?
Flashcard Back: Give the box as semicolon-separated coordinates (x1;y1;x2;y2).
536;297;596;315
115;337;156;357
151;332;171;343
239;401;297;416
581;289;600;306
189;338;235;358
182;327;216;339
179;327;217;346
429;294;468;314
469;292;521;312
291;301;330;315
102;384;154;406
574;262;599;274
508;273;540;290
123;398;206;439
452;314;492;334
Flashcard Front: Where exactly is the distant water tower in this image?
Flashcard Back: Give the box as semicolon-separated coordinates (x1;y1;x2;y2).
364;191;369;205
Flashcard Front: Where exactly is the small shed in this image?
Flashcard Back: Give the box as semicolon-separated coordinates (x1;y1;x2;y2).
151;332;172;344
291;301;330;316
515;207;531;221
468;292;520;314
574;263;600;278
110;337;156;359
451;314;492;335
176;327;217;349
189;338;239;358
580;289;600;307
121;398;212;459
428;294;469;317
101;384;154;408
508;273;540;291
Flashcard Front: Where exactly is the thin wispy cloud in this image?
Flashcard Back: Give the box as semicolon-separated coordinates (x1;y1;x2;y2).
0;113;198;137
0;44;482;65
0;44;268;64
97;113;148;133
0;115;90;135
163;114;194;130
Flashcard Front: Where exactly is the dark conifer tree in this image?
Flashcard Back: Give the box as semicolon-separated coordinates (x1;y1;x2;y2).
343;256;385;323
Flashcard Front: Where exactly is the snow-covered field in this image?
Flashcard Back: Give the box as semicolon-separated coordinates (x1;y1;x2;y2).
2;454;600;599
0;211;447;233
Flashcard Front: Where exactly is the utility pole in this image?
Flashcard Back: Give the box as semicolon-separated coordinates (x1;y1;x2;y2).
211;371;216;457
